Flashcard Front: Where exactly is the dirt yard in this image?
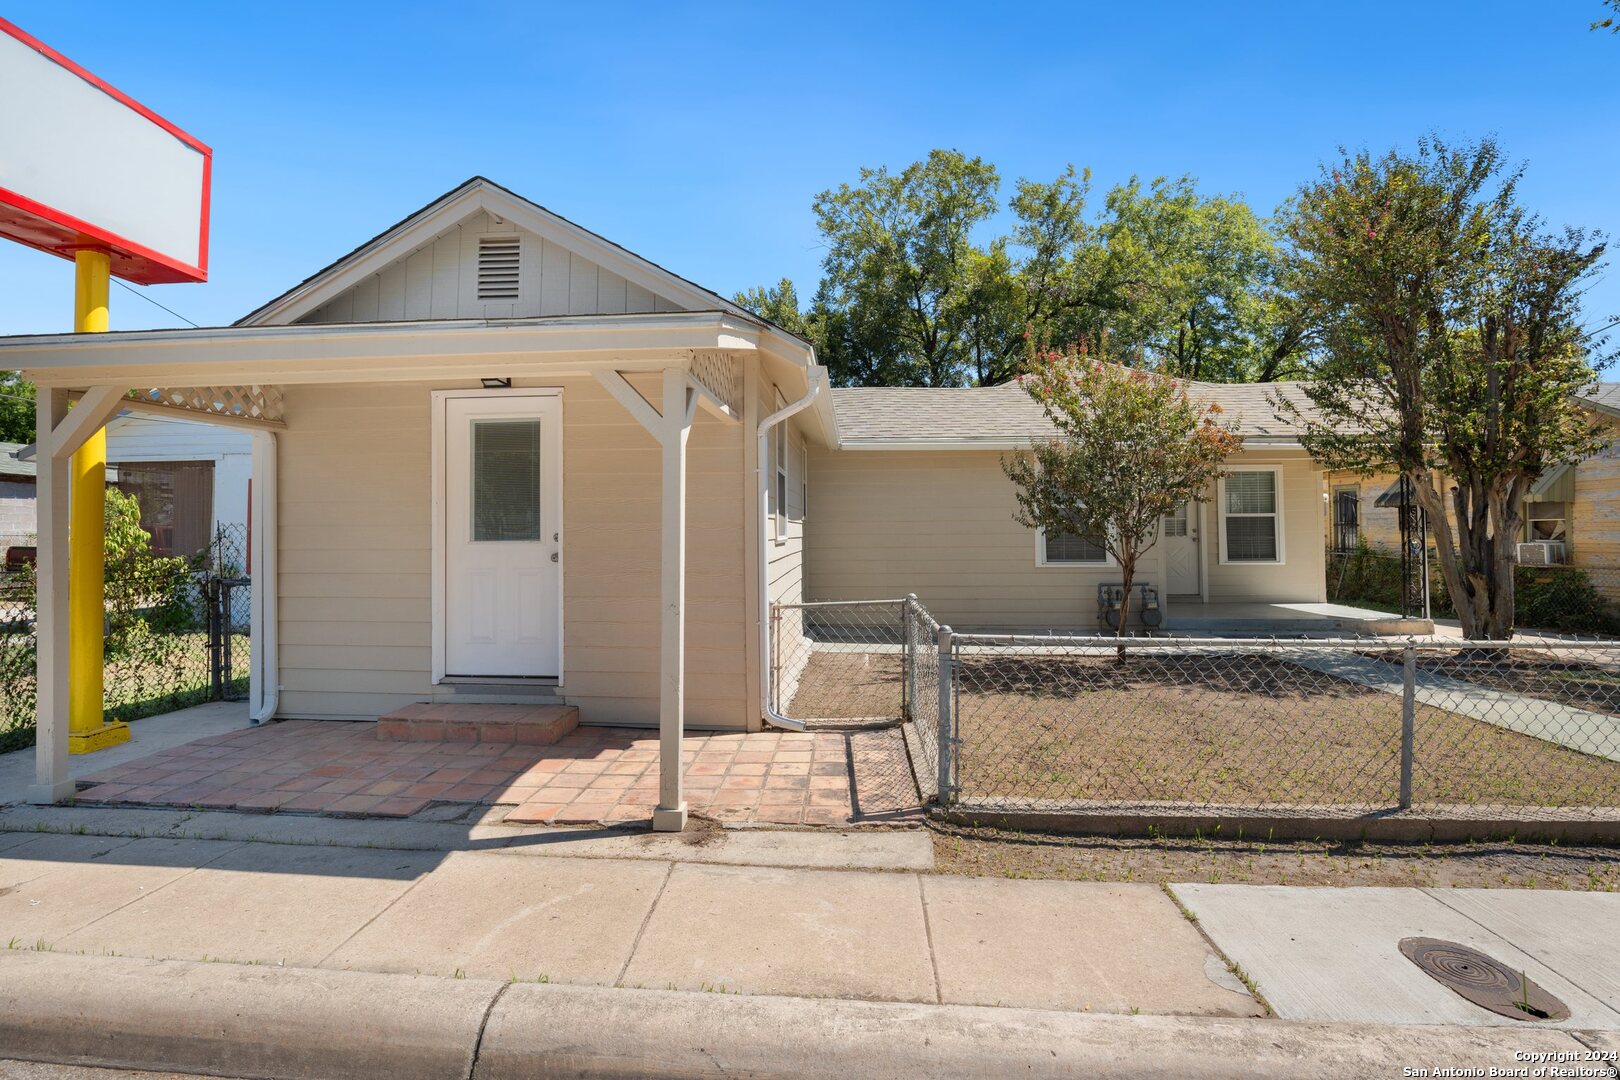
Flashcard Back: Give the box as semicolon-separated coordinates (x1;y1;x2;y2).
949;652;1620;809
932;822;1620;890
787;648;1620;810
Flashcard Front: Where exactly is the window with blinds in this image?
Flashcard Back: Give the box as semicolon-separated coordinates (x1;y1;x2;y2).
113;460;215;558
1223;469;1280;562
471;420;542;541
1043;529;1108;564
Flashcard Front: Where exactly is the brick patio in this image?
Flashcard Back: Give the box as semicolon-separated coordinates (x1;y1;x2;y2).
74;719;922;827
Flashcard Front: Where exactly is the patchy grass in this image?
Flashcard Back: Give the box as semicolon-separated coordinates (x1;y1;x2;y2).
786;650;905;720
948;652;1620;810
932;822;1620;890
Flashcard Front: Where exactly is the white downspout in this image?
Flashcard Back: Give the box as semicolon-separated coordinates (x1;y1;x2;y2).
757;367;827;732
249;430;279;724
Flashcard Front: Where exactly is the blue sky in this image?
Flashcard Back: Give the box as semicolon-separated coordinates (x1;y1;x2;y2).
2;1;1616;339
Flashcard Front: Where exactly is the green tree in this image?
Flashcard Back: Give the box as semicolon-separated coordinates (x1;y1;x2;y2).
810;149;1005;387
732;278;816;342
0;372;35;443
1003;345;1242;646
1594;0;1617;31
1064;176;1304;381
1279;136;1611;639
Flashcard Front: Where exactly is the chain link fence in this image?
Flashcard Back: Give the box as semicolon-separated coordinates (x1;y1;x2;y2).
769;596;1620;833
0;522;250;752
947;633;1620;825
768;597;941;815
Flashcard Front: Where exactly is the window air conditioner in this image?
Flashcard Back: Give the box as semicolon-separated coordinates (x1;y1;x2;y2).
1516;540;1568;566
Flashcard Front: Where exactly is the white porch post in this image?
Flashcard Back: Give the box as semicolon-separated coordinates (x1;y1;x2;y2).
29;389;73;803
654;366;694;832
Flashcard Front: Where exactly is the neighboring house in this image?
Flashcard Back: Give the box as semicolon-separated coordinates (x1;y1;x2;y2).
105;414;252;561
1324;385;1620;575
0;177;1350;819
1;417;251;564
0;442;35;557
806;383;1328;629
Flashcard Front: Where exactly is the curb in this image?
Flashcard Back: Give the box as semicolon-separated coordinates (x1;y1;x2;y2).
0;952;1605;1079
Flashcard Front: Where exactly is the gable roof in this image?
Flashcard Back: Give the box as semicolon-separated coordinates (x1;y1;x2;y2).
1580;382;1620;419
236;176;768;330
831;381;1325;448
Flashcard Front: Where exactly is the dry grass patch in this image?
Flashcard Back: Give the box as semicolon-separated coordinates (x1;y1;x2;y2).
950;653;1620;810
932;822;1620;890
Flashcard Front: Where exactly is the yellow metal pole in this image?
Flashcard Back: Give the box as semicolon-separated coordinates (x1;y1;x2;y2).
68;248;126;753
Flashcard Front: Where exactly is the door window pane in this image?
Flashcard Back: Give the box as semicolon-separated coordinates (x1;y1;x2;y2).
471;420;541;541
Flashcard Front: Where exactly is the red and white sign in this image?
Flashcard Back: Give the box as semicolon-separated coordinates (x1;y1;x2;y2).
0;18;211;284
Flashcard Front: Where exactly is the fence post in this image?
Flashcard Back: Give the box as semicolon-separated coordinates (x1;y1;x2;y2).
902;594;917;722
207;577;223;702
769;604;781;715
1400;639;1415;810
937;624;954;805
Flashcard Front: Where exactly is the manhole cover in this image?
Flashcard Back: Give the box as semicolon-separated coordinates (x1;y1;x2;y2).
1399;937;1570;1021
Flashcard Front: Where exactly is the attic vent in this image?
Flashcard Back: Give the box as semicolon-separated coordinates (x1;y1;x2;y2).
476;235;521;300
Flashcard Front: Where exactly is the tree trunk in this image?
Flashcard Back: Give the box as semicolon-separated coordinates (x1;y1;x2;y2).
1116;555;1134;663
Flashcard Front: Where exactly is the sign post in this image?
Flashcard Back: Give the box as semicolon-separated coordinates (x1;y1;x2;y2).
68;249;117;751
0;18;211;755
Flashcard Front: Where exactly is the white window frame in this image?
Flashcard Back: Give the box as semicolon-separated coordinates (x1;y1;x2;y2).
1218;466;1285;565
773;388;788;545
1035;527;1114;567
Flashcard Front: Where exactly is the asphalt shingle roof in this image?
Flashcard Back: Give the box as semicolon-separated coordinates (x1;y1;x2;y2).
831;380;1324;444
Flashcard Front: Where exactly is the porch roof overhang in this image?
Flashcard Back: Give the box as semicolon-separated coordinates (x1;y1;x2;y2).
0;311;805;391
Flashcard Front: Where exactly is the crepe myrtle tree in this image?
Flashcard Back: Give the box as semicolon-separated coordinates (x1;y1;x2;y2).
1004;342;1242;646
1278;137;1611;639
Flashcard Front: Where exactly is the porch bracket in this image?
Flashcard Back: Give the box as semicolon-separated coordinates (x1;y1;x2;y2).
594;367;696;832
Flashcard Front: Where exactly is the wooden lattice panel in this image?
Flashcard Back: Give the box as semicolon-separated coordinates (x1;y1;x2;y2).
134;384;285;424
689;351;742;415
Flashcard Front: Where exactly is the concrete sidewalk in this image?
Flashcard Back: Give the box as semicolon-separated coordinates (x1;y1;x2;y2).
0;812;1255;1017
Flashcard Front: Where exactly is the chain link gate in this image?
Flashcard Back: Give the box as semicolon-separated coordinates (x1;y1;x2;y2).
202;524;251;702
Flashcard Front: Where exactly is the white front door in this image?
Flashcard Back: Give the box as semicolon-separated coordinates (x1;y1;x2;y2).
442;392;562;678
1164;501;1200;597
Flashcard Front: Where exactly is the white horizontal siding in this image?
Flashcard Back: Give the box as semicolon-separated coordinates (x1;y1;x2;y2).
274;376;751;729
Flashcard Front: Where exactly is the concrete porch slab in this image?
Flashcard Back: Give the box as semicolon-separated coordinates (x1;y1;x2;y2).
1170;884;1620;1029
375;702;578;745
56;842;438;967
922;877;1262;1016
320;850;667;984
0;805;935;871
619;863;937;1002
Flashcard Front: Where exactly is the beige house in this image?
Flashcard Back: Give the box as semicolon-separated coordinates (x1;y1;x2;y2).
1325;388;1620;581
0;178;1341;826
807;383;1330;630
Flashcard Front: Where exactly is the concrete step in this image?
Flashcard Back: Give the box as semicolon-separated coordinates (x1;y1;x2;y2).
430;680;564;706
376;703;578;745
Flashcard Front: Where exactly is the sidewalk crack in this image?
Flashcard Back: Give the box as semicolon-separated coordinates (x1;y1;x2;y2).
311;866;433;969
1421;888;1620;1024
616;861;674;988
916;874;943;1004
465;981;511;1080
